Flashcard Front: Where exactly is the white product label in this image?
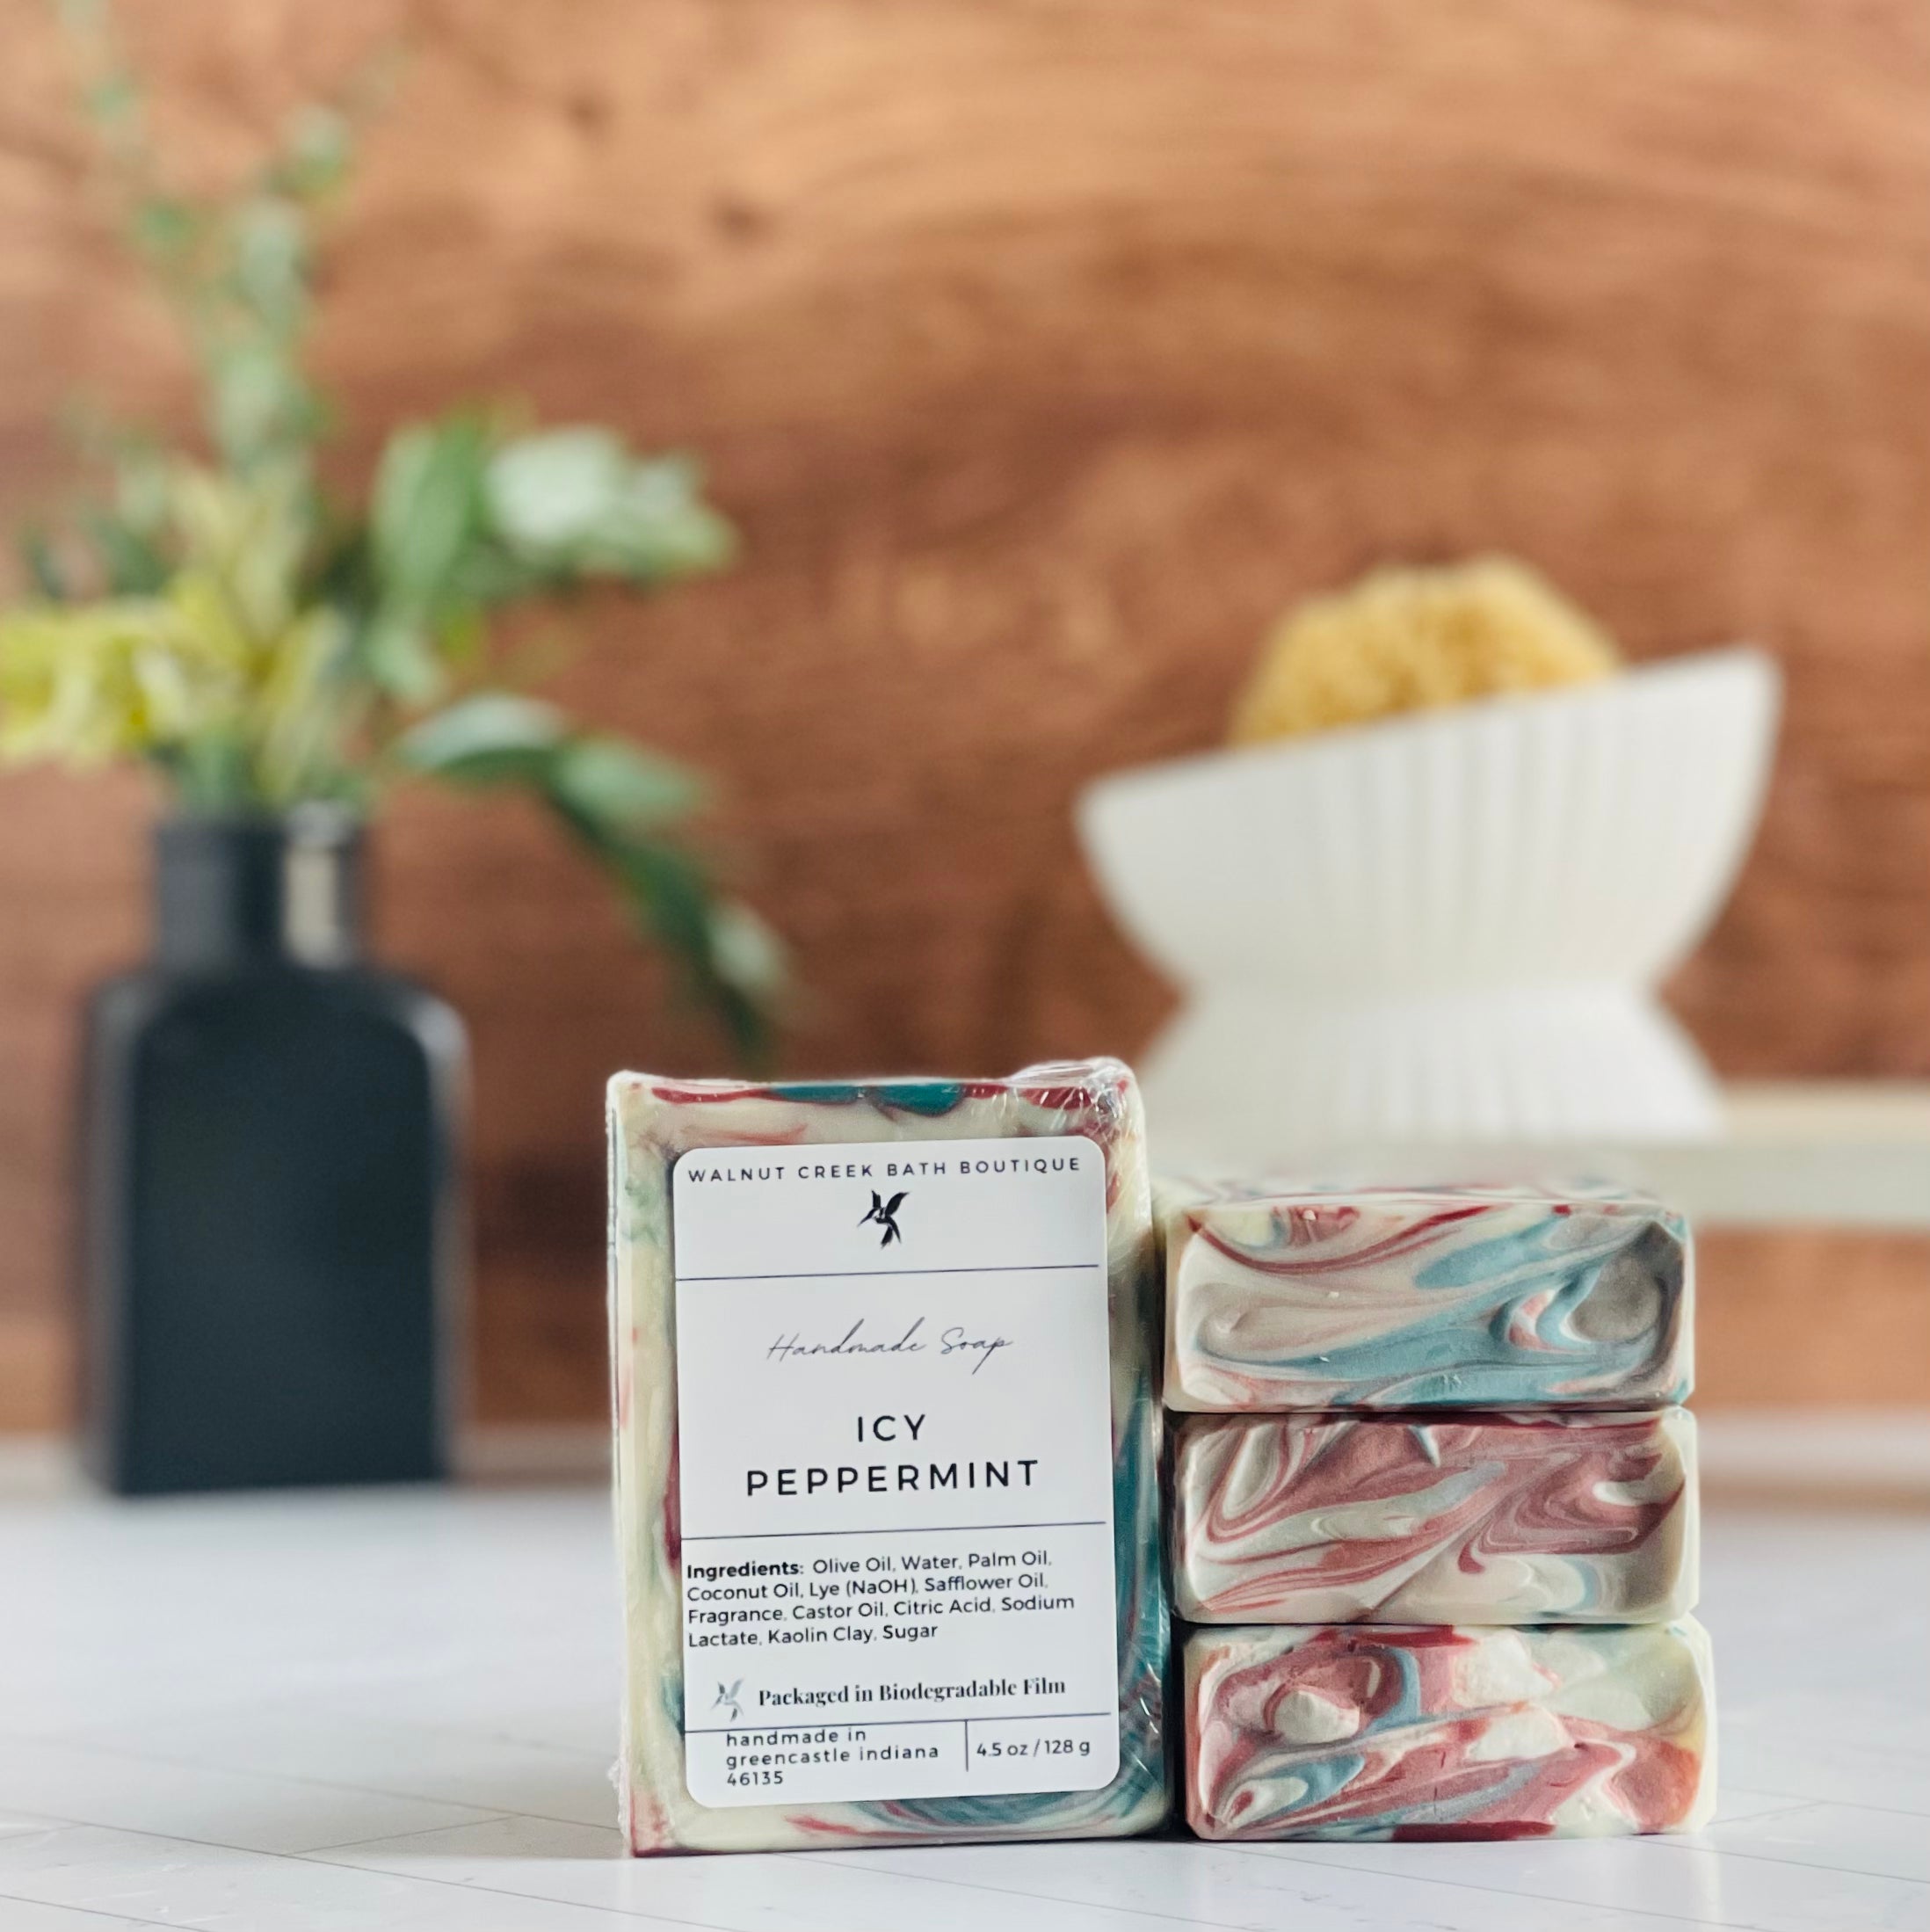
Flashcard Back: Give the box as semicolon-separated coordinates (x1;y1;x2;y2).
673;1135;1119;1808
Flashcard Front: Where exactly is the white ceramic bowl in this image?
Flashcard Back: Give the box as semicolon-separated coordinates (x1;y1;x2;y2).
1077;646;1781;1153
1081;647;1780;999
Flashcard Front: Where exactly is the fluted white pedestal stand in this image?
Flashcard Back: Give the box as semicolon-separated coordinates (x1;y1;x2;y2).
1077;649;1780;1172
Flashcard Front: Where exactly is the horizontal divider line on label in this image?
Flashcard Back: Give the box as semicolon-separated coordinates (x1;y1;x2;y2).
686;1711;1112;1735
676;1263;1102;1281
683;1519;1107;1541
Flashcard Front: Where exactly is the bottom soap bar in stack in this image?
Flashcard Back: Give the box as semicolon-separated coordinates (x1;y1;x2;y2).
1186;1620;1715;1841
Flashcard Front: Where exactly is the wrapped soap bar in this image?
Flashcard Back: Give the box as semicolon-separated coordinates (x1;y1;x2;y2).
1162;1180;1691;1413
607;1060;1167;1854
1186;1619;1715;1841
1172;1408;1697;1625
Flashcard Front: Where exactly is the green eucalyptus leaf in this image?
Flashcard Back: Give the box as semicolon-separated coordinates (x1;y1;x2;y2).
706;899;787;1000
83;506;170;595
267;105;352;200
360;612;445;703
207;337;315;472
111;442;173;541
446;541;546;608
371;416;491;610
83;71;139;127
484;428;629;551
548;735;705;829
605;835;714;955
484;434;736;583
394;692;566;783
131;196;203;265
173;732;255;812
599;836;779;1058
18;530;69;602
230;196;310;331
600;456;736;576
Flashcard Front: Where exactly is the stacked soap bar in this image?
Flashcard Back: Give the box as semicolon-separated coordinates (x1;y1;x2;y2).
1171;1408;1697;1625
1162;1180;1711;1841
608;1060;1167;1855
1164;1179;1693;1413
1188;1620;1716;1841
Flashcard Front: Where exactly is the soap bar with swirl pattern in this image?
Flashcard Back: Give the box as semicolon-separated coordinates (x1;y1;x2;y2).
1172;1408;1697;1625
607;1060;1167;1855
1161;1180;1691;1413
1186;1619;1715;1841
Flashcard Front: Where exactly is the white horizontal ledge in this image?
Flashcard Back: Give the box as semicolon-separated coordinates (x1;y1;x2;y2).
1266;1081;1930;1231
1698;1408;1930;1503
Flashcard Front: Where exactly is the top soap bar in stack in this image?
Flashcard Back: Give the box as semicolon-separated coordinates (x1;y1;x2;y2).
1161;1179;1691;1413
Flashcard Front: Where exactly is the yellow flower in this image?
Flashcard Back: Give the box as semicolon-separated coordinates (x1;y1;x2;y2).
0;461;340;788
0;599;238;763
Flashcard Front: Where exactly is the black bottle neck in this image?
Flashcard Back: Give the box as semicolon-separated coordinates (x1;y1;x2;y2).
154;811;366;969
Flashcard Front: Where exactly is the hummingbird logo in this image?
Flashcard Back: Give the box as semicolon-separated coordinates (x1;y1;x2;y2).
859;1189;907;1246
714;1679;743;1723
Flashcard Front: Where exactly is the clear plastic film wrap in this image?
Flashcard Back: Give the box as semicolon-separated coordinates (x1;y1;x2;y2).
606;1059;1169;1853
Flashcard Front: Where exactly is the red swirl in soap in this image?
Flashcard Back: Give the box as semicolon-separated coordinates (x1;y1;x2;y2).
1172;1408;1695;1624
1160;1180;1693;1412
1186;1620;1714;1841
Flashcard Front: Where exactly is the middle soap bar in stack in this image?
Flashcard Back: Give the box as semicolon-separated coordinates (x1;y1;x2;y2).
1172;1408;1698;1625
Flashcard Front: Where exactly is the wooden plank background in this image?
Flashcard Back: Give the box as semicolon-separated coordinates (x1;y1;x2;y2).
0;0;1925;1428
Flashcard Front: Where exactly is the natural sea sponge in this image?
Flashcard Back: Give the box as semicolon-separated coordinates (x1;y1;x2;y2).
1229;557;1619;743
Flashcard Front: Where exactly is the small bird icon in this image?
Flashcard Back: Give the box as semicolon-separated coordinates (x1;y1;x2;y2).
859;1190;907;1246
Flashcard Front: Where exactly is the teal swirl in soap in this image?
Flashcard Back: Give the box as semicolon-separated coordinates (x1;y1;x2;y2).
1172;1408;1698;1625
1186;1619;1716;1841
766;1079;973;1115
1161;1181;1691;1413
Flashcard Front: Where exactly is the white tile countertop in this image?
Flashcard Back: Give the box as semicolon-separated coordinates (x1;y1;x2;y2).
4;1473;1926;1932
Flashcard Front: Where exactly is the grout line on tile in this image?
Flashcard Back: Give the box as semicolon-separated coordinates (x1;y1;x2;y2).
0;1885;176;1930
1701;1801;1826;1828
1224;1842;1733;1929
284;1813;521;1857
0;1801;571;1884
1639;1821;1930;1885
801;1854;1243;1931
1713;1788;1930;1822
287;1848;753;1930
0;1733;594;1834
802;1841;1727;1932
23;1705;613;1768
0;1805;419;1869
0;1811;711;1932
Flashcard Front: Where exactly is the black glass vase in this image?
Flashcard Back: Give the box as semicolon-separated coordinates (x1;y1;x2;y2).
79;810;465;1494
